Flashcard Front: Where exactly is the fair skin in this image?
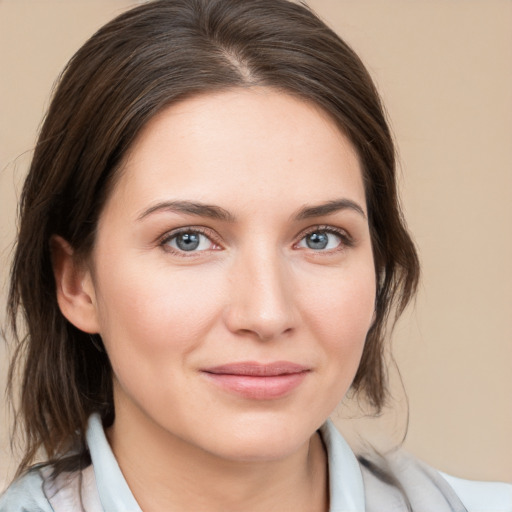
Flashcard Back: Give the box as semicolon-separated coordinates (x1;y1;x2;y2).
54;88;376;511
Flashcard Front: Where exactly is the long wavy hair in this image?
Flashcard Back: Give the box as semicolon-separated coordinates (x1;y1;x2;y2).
7;0;419;478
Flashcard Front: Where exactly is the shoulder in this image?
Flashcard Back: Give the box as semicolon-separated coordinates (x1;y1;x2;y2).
0;464;103;512
377;449;512;512
321;416;512;512
0;468;53;512
440;472;512;512
367;447;512;512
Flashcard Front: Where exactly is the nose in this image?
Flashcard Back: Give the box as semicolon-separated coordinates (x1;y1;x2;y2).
223;246;297;341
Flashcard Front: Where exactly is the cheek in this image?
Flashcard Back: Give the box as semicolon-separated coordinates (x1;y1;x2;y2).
299;263;376;387
93;257;226;360
304;265;375;341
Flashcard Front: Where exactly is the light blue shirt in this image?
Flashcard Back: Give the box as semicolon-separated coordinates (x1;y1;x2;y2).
1;414;511;511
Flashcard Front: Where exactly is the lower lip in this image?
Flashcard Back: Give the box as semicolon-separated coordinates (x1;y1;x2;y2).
202;372;308;400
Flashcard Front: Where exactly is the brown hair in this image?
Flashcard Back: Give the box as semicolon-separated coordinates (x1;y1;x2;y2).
7;0;419;476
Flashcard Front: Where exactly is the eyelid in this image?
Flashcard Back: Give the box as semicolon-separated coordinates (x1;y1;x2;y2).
158;226;223;255
155;223;354;256
293;224;354;250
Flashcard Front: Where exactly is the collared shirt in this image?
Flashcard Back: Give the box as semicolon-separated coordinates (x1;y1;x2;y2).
1;414;511;511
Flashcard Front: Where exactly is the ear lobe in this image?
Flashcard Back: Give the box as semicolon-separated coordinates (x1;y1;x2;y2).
51;235;101;334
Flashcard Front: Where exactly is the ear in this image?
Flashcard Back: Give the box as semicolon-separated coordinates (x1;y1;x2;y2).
51;235;101;334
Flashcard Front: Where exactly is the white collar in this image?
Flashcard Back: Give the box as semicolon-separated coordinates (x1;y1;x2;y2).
320;420;365;512
87;414;142;511
86;414;365;512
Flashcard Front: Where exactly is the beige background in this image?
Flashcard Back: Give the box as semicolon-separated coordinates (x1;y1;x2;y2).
1;0;511;490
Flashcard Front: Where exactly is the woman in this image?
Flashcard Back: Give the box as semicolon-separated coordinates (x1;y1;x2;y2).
1;0;511;510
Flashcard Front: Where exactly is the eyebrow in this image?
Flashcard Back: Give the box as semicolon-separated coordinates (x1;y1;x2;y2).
137;198;366;223
294;199;366;220
137;200;235;222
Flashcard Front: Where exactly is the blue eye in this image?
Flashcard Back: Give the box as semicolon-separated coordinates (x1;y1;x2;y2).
298;230;343;250
165;231;214;252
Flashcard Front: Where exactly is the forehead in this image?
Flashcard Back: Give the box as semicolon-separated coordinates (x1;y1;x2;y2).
109;87;365;217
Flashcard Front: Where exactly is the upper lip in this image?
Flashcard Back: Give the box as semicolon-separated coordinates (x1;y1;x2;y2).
202;361;310;376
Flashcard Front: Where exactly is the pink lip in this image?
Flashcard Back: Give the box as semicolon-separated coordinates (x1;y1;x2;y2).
201;361;310;400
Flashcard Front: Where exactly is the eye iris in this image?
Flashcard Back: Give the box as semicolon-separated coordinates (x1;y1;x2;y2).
176;232;200;251
306;232;329;250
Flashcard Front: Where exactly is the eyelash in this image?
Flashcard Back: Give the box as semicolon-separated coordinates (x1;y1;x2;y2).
157;224;354;256
294;225;354;252
158;226;221;257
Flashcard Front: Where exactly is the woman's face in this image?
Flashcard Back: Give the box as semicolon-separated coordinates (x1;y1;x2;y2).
86;88;376;461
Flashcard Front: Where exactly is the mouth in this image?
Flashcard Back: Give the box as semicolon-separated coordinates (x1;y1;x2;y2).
200;361;310;400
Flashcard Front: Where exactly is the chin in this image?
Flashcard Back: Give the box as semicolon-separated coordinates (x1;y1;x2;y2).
196;413;320;462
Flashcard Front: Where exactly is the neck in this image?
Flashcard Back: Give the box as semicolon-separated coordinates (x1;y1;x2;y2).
108;403;328;512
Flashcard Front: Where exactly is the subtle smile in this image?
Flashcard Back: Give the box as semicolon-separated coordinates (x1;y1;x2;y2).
201;361;310;400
